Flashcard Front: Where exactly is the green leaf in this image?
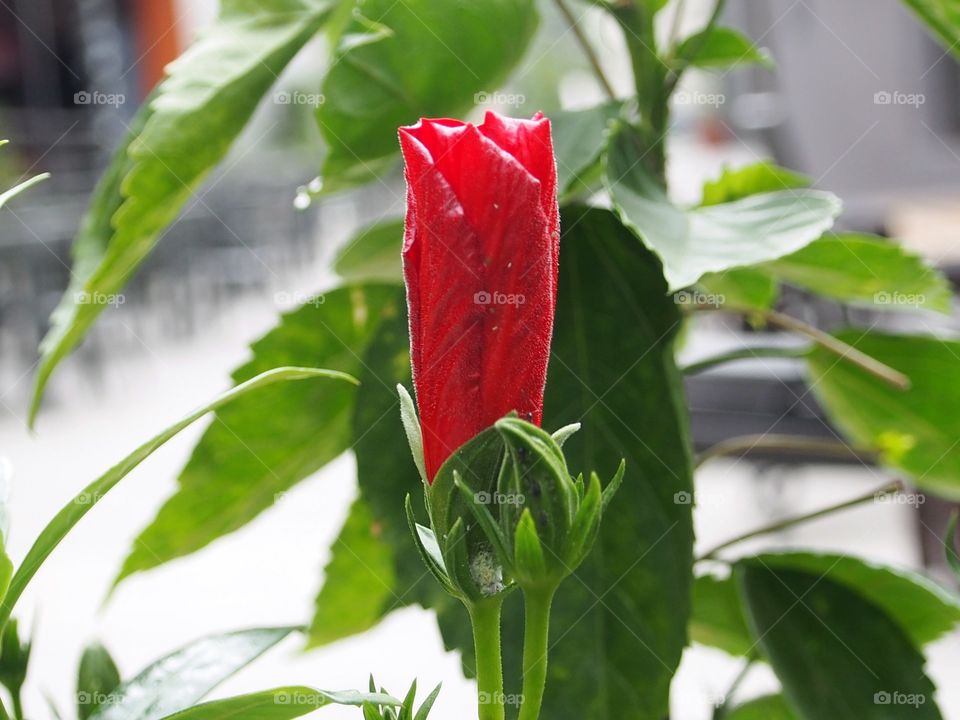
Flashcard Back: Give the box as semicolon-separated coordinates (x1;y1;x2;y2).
737;562;943;719
700;161;810;206
725;694;798;720
808;330;960;499
115;286;399;585
550;102;623;199
902;0;960;58
690;573;754;656
155;687;397;720
699;268;778;311
31;0;336;422
523;206;694;719
334;220;404;283
0;173;49;209
607;126;841;291
307;498;397;648
89;627;297;720
696;553;960;656
78;642;121;720
316;0;539;190
398;384;427;486
3;368;350;626
674;27;772;70
764;233;951;313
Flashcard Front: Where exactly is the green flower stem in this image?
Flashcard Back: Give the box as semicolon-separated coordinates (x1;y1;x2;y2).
469;598;505;720
518;585;557;720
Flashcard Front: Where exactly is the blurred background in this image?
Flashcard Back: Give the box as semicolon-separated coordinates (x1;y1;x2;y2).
1;0;959;717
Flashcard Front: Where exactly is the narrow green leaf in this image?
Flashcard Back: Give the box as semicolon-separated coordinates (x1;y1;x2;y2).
156;687;398;720
0;172;49;209
398;385;427;486
89;627;297;720
334;220;404;283
725;694;798;720
514;509;547;580
674;27;773;69
738;562;943;719
5;368;351;625
946;512;960;581
607;126;841;291
413;683;441;720
77;642;121;720
116;285;399;585
808;331;960;499
307;498;397;648
550;423;581;448
690;573;754;657
316;0;539;190
902;0;960;58
32;0;336;421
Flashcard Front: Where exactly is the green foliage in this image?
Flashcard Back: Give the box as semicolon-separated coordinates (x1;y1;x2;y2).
674;27;772;70
738;563;943;719
690;573;754;656
550;102;624;199
902;0;960;57
316;0;539;190
808;331;960;499
31;0;338;422
155;687;397;720
606;126;842;291
115;286;397;585
77;643;121;720
89;627;296;720
725;694;798;720
334;221;405;283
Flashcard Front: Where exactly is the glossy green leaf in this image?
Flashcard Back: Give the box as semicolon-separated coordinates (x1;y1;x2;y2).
551;101;623;198
156;687;397;720
4;368;351;625
116;286;398;585
607;126;841;291
764;233;951;313
699;268;778;311
520;206;694;719
674;27;772;69
808;330;960;499
696;553;960;656
334;221;404;283
316;0;539;190
690;573;754;656
90;628;297;720
700;161;810;206
78;642;121;720
902;0;960;58
725;694;798;720
31;0;336;422
738;562;943;719
307;497;397;648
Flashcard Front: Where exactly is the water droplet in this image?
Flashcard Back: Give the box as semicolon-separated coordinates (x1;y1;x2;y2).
293;190;311;210
308;177;323;194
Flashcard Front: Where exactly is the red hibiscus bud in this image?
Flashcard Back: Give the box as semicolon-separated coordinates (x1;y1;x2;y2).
399;111;560;482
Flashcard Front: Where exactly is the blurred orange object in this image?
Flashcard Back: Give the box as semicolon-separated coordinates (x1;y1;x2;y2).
131;0;179;96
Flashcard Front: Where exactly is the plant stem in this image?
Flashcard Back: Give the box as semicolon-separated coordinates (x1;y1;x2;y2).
682;346;806;375
712;657;755;719
665;0;728;95
469;598;506;720
518;586;556;720
697;480;902;561
692;305;911;390
695;433;874;468
554;0;617;100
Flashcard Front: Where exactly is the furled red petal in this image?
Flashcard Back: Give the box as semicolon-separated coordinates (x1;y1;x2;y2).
400;113;559;481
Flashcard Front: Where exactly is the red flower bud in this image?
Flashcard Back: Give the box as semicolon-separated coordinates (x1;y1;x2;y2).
399;112;560;482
